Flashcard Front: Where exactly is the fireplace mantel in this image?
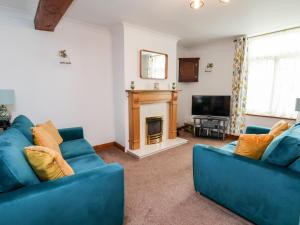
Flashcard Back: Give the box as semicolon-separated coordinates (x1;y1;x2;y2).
127;90;179;150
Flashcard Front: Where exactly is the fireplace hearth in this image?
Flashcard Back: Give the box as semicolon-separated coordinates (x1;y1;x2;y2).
146;117;163;145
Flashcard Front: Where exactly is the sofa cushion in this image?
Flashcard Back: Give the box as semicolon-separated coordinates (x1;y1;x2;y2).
11;115;34;143
66;154;105;173
288;158;300;173
235;134;274;160
32;126;61;154
60;139;95;159
36;120;63;145
25;146;74;181
262;125;300;166
0;129;40;192
221;142;237;153
269;120;290;138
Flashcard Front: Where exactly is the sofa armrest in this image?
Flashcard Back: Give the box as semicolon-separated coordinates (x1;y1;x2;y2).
59;127;84;141
245;125;270;134
0;163;124;225
193;144;300;225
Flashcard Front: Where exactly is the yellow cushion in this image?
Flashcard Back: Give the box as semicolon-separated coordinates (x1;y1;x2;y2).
37;121;63;145
25;146;74;181
235;134;274;160
269;120;290;138
32;127;61;154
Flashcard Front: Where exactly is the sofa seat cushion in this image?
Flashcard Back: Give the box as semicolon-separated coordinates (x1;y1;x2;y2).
11;115;34;143
60;139;95;159
0;128;40;192
66;154;105;173
262;125;300;166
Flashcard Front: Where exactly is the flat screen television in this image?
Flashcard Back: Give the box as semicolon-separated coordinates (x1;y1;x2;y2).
192;96;231;117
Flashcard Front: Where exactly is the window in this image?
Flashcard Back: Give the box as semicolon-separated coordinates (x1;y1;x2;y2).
246;28;300;119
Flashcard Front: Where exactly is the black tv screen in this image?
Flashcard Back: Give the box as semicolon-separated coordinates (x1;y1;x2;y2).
192;96;231;117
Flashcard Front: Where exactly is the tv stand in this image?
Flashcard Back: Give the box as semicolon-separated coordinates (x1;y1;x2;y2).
193;116;230;140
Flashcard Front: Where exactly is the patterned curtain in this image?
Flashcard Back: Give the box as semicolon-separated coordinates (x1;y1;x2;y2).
230;36;248;135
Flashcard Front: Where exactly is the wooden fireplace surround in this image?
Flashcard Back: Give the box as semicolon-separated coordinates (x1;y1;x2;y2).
126;90;179;150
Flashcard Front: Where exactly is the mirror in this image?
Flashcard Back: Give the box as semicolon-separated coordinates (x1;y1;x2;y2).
140;50;168;80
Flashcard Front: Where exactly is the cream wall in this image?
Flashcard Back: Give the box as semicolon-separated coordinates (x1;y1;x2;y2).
177;38;235;126
177;38;296;129
0;9;115;145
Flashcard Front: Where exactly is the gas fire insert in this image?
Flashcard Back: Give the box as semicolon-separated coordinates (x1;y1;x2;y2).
145;116;163;145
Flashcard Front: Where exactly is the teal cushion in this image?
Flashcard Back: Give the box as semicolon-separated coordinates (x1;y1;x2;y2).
0;128;40;192
11;115;34;143
221;141;237;153
262;125;300;166
60;139;95;159
67;154;105;173
288;158;300;173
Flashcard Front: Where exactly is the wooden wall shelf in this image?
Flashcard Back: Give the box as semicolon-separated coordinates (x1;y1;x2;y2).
127;90;179;150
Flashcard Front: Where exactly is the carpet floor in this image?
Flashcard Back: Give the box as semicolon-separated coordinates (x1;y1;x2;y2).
98;132;253;225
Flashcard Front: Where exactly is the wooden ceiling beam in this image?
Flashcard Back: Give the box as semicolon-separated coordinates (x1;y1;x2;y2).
34;0;74;32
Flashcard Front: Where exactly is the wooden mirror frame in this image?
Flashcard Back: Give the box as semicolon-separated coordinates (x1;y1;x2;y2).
140;50;168;80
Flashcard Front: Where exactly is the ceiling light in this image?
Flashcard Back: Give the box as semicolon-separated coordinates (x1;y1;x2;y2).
219;0;230;3
190;0;230;9
190;0;204;9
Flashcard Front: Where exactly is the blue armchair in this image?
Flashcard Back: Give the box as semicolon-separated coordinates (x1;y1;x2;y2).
0;115;124;225
193;125;300;225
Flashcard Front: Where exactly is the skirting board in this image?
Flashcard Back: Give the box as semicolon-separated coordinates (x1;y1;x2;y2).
94;142;125;153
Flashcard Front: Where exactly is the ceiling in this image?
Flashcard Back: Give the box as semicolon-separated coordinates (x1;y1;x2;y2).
1;0;300;47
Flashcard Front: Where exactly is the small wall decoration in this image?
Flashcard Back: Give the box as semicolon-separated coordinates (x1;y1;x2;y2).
130;81;135;90
172;82;176;90
59;50;71;64
205;63;214;72
154;82;160;90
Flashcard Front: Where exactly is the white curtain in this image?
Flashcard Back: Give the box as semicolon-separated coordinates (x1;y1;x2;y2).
247;28;300;118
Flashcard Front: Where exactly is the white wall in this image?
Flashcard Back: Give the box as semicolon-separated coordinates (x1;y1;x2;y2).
123;23;178;90
124;24;178;150
111;23;178;150
111;24;126;146
0;10;115;145
177;38;235;126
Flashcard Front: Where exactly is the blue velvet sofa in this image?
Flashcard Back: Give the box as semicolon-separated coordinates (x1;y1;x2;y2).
193;125;300;225
0;115;124;225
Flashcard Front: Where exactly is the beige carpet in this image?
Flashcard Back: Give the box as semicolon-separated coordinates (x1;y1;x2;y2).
98;132;253;225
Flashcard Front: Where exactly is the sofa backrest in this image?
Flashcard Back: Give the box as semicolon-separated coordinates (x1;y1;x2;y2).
0;128;40;193
11;115;34;143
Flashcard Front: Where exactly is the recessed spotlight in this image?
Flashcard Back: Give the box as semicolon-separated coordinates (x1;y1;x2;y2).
219;0;230;3
190;0;230;9
190;0;204;9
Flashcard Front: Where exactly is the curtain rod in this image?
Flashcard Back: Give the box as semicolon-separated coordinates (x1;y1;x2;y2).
233;25;300;42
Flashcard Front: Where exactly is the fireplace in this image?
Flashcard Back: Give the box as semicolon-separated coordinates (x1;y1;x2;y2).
146;117;163;145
